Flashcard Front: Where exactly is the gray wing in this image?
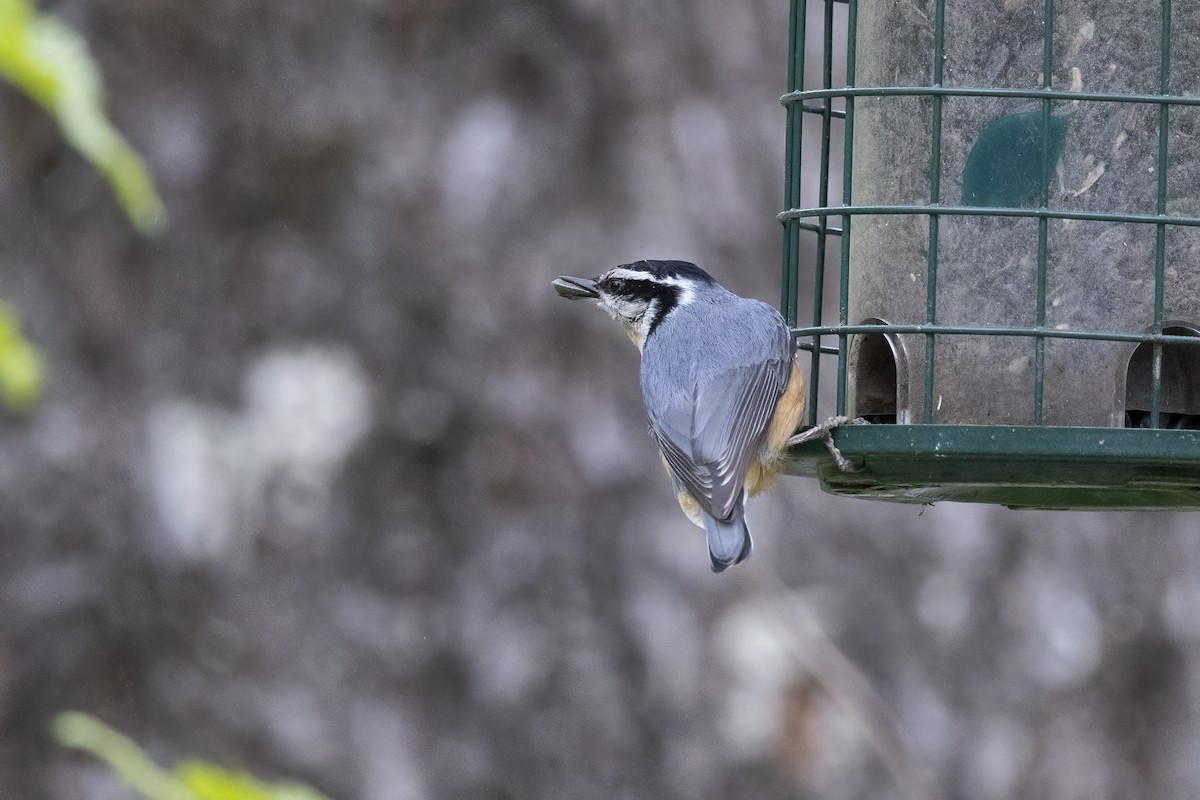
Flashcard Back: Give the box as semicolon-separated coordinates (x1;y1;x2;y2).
649;354;791;521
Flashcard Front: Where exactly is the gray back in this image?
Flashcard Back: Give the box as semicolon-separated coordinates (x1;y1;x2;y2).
640;289;794;520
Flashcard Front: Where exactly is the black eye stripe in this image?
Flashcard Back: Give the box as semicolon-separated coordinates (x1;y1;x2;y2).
605;277;658;297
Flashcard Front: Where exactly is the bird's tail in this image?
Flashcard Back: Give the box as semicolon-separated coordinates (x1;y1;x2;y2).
703;498;752;573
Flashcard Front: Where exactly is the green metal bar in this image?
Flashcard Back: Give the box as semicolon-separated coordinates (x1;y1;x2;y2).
782;85;1200;108
1151;341;1164;424
1151;0;1172;427
778;203;1200;228
924;0;946;424
1033;0;1054;425
1034;222;1048;425
780;0;806;327
804;0;838;427
796;221;844;235
796;340;842;355
780;165;795;320
837;0;858;417
801;0;830;424
793;0;820;427
792;322;1200;346
802;104;848;119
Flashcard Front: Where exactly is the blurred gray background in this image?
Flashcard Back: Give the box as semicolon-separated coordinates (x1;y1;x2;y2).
2;1;1199;799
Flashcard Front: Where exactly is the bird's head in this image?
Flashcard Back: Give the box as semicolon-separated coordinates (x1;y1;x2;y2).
553;260;718;349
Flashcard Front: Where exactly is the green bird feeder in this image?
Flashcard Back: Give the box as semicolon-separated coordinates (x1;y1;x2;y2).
780;0;1200;509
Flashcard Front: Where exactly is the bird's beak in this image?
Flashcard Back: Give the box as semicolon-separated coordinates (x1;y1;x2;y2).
552;275;600;300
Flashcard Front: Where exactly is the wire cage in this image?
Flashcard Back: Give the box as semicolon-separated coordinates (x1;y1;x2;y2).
780;0;1200;509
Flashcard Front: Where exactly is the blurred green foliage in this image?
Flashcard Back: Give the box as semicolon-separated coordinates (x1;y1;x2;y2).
0;299;42;412
0;0;166;233
54;712;331;800
0;0;173;414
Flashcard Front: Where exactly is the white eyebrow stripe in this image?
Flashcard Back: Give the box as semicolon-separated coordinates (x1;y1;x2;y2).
606;267;651;281
604;268;699;307
658;275;697;306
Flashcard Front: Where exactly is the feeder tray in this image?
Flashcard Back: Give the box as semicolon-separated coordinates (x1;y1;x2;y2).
786;425;1200;510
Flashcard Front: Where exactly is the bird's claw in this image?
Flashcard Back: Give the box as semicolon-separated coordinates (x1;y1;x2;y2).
786;416;869;472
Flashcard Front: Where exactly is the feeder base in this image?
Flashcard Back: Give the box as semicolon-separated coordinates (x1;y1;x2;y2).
783;425;1200;510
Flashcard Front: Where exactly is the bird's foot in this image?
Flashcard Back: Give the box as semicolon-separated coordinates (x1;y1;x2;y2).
786;416;869;472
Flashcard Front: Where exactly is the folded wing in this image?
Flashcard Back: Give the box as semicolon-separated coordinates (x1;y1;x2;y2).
650;355;791;521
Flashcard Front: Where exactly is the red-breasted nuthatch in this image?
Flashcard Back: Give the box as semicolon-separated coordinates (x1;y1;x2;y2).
554;259;808;572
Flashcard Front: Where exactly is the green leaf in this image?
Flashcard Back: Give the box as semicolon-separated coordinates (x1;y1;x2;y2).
177;763;275;800
178;762;331;800
962;110;1070;208
52;712;192;800
0;299;42;412
54;712;332;800
0;0;166;233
